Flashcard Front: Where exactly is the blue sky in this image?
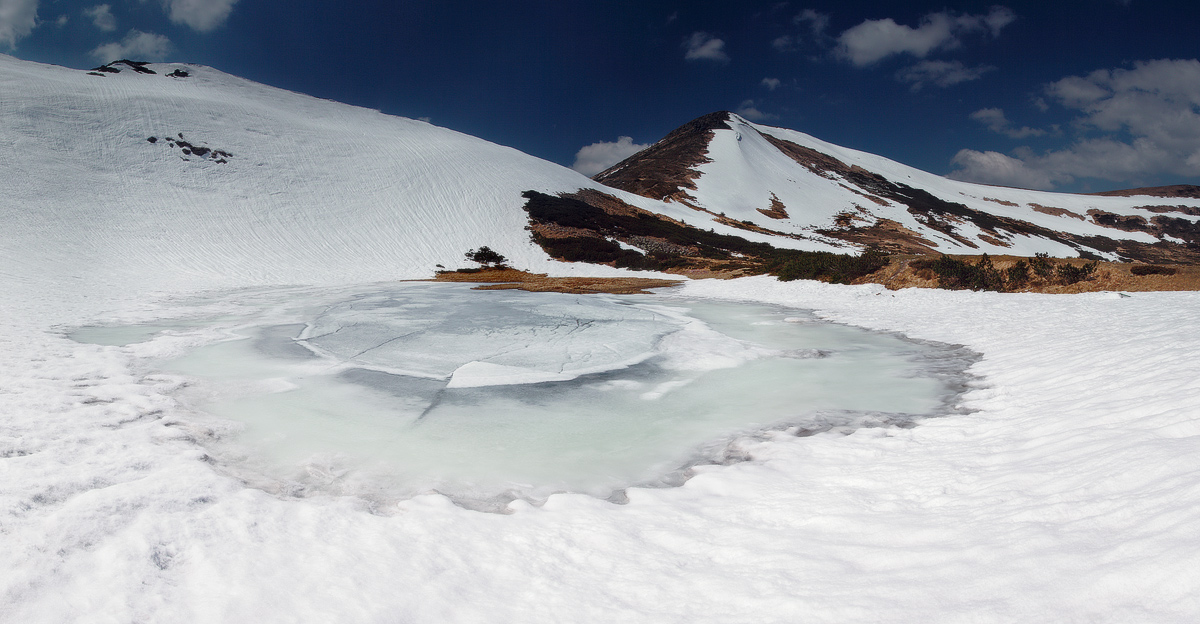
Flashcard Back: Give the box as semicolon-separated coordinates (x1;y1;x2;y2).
4;0;1200;192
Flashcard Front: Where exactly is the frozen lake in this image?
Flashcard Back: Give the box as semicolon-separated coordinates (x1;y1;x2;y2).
72;283;973;510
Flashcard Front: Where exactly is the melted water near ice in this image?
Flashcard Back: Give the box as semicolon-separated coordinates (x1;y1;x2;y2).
75;284;973;509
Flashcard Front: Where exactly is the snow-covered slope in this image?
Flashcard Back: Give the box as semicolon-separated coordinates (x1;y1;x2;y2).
597;112;1200;261
4;56;1200;624
0;56;810;302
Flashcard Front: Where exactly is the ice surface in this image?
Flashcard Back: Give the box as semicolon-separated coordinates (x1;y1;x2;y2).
297;288;675;383
90;284;965;508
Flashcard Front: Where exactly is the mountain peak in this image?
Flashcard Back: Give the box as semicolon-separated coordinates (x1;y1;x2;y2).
592;111;734;203
592;109;1200;262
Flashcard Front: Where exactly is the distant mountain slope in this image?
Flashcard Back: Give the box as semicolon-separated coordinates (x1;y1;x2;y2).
596;112;1200;263
1;55;815;298
0;55;611;294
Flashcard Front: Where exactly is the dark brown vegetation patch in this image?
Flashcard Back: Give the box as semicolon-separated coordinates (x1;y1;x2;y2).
1134;205;1200;216
1029;204;1086;220
910;253;1097;291
1130;264;1178;276
1089;185;1200;199
521;190;889;284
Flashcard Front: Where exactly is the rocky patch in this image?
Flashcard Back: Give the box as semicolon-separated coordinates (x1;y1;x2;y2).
85;60;193;79
146;133;232;164
1088;209;1200;244
1089;185;1200;199
1134;205;1200;216
521;189;889;283
90;59;157;75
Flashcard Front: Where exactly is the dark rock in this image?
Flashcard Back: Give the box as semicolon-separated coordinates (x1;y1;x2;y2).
168;69;190;78
114;60;157;74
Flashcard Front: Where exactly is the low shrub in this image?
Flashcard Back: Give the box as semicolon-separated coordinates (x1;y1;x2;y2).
1005;260;1030;289
1030;252;1054;278
465;246;509;268
1055;261;1098;285
1130;264;1177;276
770;248;889;284
919;254;1004;291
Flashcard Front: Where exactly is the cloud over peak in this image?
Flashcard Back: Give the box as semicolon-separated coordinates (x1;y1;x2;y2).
91;29;171;63
684;32;729;63
969;107;1047;138
836;6;1015;66
0;0;38;49
572;136;650;176
735;99;777;122
897;60;994;90
84;4;117;32
160;0;239;32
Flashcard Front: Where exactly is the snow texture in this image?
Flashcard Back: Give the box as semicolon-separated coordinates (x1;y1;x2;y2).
2;54;1200;622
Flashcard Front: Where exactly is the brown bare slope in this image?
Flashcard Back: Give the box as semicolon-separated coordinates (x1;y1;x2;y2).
592;111;731;205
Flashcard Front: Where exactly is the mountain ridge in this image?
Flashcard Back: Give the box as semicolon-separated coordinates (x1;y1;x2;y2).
595;112;1200;263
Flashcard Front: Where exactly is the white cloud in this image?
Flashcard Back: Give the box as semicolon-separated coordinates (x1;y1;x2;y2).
0;0;38;49
794;9;829;37
835;6;1014;66
684;32;729;63
572;136;650;177
969;107;1046;138
736;99;778;122
897;60;994;90
761;77;781;91
55;14;68;27
771;35;794;52
948;149;1058;190
158;0;238;32
84;4;116;32
90;29;171;63
950;59;1200;189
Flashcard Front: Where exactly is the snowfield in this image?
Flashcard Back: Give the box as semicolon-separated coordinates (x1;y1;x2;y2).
3;53;1200;622
4;276;1198;623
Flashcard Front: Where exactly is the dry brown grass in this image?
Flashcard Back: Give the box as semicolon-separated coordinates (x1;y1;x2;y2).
857;255;1200;293
433;268;683;294
434;258;1200;296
